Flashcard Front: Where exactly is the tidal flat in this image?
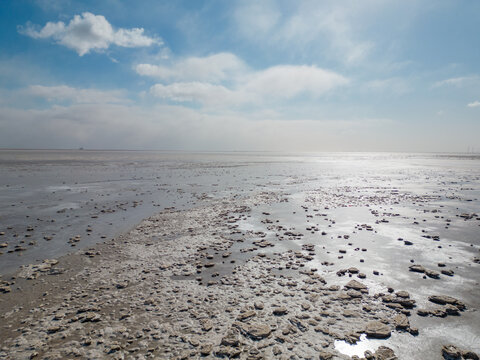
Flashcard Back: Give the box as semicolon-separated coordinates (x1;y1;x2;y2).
0;150;479;359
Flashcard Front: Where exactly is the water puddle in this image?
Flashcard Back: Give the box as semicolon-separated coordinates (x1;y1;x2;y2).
334;334;377;357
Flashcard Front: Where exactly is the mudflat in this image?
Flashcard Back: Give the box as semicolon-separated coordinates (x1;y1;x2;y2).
0;151;479;359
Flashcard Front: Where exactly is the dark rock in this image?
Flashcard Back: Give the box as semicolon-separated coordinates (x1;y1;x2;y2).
396;298;416;309
442;345;462;360
235;322;271;340
47;325;62;334
347;289;363;298
430;308;448;317
220;332;239;347
0;285;11;293
429;295;466;310
365;321;391;339
409;327;419;335
289;318;308;332
382;294;395;303
199;343;213;355
393;314;409;330
318;350;334;359
345;280;367;291
214;346;241;358
409;264;426;273
462;350;480;360
375;346;398;360
272;307;288;316
425;269;440;279
254;301;264;310
237;310;256;321
395;290;410;298
443;305;459;316
200;319;213;332
441;269;454;276
417;309;430;317
336;269;347;276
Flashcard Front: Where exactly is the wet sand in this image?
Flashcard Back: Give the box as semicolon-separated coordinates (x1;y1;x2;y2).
0;151;479;359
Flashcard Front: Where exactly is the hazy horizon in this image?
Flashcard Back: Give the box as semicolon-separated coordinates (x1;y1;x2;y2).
1;1;479;152
2;148;480;156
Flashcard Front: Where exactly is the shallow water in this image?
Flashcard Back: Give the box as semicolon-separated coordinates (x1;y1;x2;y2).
1;150;479;278
335;334;377;357
0;150;276;274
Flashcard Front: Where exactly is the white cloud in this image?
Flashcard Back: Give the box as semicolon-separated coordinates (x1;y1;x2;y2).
26;85;127;104
19;12;159;56
467;101;480;108
135;53;246;82
433;76;479;88
146;58;349;107
232;1;376;65
284;3;375;65
243;65;349;99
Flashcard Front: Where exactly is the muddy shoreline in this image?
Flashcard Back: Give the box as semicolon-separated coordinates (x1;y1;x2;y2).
1;187;479;359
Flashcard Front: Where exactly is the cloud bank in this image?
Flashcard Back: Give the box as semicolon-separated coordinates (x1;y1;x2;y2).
139;54;349;107
136;53;245;82
0;102;397;152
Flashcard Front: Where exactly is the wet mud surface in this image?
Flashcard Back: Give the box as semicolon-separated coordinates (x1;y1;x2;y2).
0;151;479;359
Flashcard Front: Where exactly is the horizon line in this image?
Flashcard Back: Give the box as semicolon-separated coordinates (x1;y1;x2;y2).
0;147;479;155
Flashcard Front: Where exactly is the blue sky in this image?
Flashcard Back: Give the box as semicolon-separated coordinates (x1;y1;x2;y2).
0;0;479;152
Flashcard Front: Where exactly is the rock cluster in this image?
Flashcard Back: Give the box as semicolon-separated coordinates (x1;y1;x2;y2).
0;187;478;360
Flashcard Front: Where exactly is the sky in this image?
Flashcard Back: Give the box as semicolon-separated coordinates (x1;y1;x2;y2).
0;0;479;152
